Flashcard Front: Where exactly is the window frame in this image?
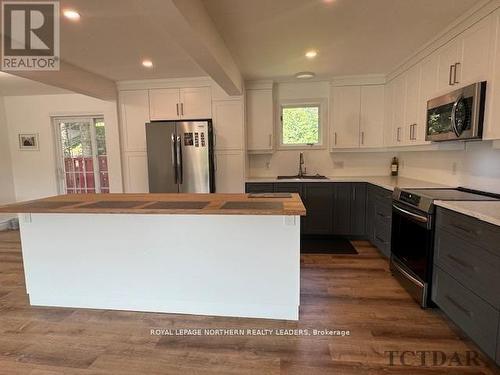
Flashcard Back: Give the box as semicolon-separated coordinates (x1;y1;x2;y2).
277;98;327;150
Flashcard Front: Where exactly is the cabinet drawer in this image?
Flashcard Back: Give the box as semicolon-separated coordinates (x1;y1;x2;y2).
374;198;392;223
245;183;274;193
435;229;500;309
274;183;302;195
436;208;500;257
433;267;499;359
373;219;391;257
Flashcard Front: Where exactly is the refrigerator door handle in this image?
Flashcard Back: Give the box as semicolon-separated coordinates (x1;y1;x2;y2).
171;133;178;184
176;135;183;185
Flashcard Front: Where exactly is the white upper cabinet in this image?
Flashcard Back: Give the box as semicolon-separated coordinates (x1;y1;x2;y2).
404;64;422;145
437;16;493;93
391;74;407;146
119;90;150;152
359;85;385;148
418;53;439;144
149;88;180;121
437;38;461;93
331;86;361;149
212;99;244;151
180;87;212;119
459;15;493;86
149;87;212;121
485;9;500;140
383;79;394;146
246;88;274;153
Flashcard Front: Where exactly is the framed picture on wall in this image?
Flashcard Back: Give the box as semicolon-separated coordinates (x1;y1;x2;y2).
18;134;39;151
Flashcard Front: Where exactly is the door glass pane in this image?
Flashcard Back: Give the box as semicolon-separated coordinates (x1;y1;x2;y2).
56;117;109;194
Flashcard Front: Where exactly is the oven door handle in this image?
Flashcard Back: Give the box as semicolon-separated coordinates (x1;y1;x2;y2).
392;204;428;223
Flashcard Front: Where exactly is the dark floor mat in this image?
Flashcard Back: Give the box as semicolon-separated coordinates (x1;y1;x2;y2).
301;237;358;254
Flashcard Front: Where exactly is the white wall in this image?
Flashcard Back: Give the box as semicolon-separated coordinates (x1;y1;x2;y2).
399;141;500;194
3;94;123;201
248;81;396;177
0;97;16;225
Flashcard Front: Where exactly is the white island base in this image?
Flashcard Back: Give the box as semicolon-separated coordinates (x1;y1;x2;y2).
19;213;300;320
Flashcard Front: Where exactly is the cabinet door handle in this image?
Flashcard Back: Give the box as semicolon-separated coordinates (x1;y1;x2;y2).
451;222;477;236
397;127;401;142
449;64;455;86
334;132;338;145
176;103;179;116
361;131;365;145
454;62;460;84
447;254;476;271
180;103;184;116
446;295;473;317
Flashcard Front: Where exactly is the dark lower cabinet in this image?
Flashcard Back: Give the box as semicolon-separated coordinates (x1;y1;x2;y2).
350;183;367;236
245;181;373;238
332;183;351;235
366;184;392;257
302;183;333;235
433;207;500;366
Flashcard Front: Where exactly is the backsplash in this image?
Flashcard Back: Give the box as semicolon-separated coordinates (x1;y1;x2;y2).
399;141;500;194
248;150;396;177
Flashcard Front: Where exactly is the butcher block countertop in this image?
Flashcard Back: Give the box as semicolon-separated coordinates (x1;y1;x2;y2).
0;193;306;216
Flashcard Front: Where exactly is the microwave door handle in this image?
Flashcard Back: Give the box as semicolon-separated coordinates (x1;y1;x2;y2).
451;96;462;137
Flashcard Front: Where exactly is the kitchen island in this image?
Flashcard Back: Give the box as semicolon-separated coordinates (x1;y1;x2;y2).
0;193;306;320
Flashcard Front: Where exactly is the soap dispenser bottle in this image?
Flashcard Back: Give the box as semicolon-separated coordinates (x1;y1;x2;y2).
391;157;399;176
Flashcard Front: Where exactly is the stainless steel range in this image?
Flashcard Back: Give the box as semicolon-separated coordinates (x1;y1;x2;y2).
391;187;499;308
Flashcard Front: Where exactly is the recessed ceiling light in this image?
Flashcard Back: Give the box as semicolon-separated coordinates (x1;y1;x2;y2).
142;59;153;68
305;50;318;59
63;9;80;21
295;72;316;80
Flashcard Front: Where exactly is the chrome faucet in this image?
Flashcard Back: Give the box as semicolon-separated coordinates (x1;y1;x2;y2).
298;152;305;177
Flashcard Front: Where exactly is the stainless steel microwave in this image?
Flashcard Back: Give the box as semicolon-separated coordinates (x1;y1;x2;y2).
426;81;486;142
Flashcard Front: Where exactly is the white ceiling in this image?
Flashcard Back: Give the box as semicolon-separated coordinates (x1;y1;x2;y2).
59;0;206;81
203;0;481;80
0;72;69;96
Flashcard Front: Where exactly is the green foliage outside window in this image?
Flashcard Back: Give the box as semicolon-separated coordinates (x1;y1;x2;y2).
282;106;319;145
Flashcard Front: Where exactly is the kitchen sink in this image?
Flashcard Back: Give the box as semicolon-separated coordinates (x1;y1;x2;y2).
277;174;329;180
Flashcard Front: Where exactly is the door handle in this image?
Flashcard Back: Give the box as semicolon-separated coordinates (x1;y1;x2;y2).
334;132;337;145
176;135;183;185
361;131;365;145
392;204;428;223
181;103;184;116
176;103;179;117
449;64;455;86
397;127;401;142
454;62;460;84
447;254;476;271
171;134;178;184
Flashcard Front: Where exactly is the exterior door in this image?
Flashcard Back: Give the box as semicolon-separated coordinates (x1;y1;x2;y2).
54;117;109;194
145;122;178;193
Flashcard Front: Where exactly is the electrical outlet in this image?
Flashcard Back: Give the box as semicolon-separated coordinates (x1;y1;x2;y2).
333;161;344;169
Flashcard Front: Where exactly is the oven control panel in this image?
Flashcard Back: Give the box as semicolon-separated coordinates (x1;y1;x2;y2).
399;191;421;207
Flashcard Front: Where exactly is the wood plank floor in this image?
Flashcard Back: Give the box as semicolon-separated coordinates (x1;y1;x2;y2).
0;230;498;374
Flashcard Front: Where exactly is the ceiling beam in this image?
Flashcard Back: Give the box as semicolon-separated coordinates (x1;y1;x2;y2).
3;61;117;101
155;0;243;96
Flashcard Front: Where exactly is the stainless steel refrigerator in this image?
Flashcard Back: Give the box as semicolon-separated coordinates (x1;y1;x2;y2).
145;120;215;193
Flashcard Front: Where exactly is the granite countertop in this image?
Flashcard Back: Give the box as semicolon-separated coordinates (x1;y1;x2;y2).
0;193;307;216
434;201;500;227
246;175;450;191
